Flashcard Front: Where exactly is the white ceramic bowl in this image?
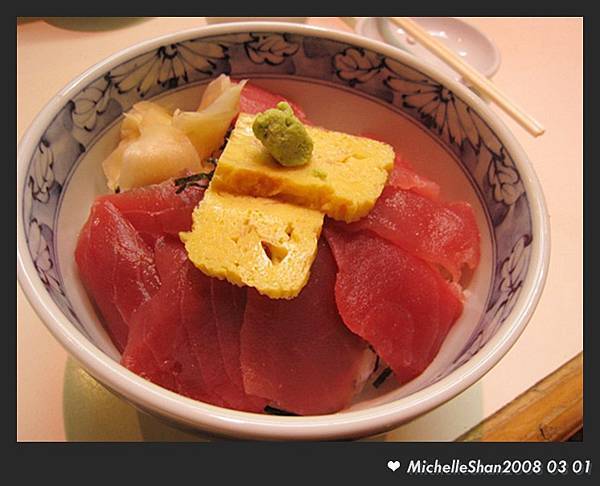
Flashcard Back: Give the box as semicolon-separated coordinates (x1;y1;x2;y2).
17;22;550;440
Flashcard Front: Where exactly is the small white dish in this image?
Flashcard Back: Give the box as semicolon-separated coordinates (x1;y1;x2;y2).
356;17;501;82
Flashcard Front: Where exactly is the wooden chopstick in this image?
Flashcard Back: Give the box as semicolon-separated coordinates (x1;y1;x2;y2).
389;17;546;137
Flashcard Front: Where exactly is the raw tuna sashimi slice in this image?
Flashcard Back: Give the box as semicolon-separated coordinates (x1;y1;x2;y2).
339;185;480;281
360;133;440;200
121;238;221;405
98;178;205;247
388;155;441;200
240;239;375;415
429;278;464;363
75;200;161;352
325;228;463;384
122;237;264;412
239;82;310;123
210;279;268;411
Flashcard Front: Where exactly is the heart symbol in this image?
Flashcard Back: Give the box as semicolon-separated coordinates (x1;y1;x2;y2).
387;460;400;472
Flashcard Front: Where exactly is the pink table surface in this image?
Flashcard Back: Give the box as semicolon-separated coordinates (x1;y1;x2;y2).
17;17;582;441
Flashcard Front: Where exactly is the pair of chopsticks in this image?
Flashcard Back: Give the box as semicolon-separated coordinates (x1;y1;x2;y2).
349;17;546;137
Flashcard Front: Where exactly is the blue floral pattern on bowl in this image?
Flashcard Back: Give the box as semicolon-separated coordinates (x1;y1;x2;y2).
21;32;532;386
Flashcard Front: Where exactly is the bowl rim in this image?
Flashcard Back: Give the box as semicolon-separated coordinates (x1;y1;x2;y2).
17;21;551;440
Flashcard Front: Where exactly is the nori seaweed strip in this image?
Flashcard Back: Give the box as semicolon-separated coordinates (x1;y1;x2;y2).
264;406;299;416
372;367;392;388
220;125;234;148
174;172;213;186
173;172;213;194
372;355;380;374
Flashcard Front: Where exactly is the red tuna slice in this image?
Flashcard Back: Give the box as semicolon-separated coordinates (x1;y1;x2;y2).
121;238;221;405
122;237;264;412
361;133;440;199
75;200;161;352
428;279;464;364
240;239;374;415
325;228;463;384
239;82;310;123
210;279;268;411
98;178;205;247
388;155;441;200
342;185;480;281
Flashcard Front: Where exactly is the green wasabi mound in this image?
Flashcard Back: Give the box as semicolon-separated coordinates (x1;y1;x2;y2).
252;102;314;167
